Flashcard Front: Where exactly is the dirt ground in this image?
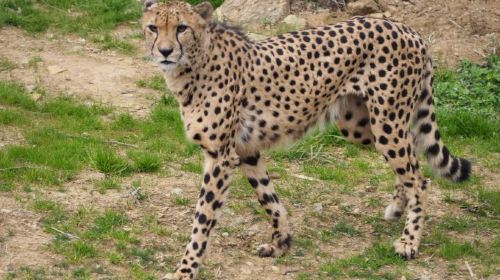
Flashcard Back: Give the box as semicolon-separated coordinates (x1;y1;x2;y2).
0;0;499;279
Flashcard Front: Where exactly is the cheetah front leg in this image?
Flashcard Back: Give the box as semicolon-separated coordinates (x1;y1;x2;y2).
240;152;292;257
171;152;237;280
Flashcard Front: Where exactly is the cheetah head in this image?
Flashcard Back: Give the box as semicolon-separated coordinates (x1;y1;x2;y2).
142;0;213;71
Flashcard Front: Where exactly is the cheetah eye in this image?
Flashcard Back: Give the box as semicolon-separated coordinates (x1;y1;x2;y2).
148;24;158;33
177;24;188;33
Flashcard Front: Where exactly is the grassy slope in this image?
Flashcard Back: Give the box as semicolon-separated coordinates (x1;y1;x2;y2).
1;55;499;279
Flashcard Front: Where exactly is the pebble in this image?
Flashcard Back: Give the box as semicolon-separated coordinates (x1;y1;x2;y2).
314;203;323;213
222;232;229;237
271;266;280;273
47;65;66;75
171;188;182;195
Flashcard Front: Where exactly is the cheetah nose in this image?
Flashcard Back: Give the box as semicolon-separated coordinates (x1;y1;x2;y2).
159;48;173;58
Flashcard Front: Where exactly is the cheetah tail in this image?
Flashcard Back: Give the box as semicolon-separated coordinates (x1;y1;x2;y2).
412;59;471;182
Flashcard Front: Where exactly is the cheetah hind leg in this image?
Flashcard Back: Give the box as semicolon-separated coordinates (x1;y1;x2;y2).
384;179;407;221
335;95;407;221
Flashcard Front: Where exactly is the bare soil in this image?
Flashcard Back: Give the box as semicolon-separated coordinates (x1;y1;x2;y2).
292;0;499;66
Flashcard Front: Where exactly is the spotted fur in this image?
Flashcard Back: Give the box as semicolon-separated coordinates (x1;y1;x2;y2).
141;1;471;279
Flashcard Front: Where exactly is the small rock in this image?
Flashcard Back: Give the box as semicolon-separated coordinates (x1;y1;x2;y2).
222;232;229;237
246;261;254;266
353;208;361;215
0;209;13;214
348;0;380;16
314;203;323;213
241;267;252;275
383;11;392;18
364;185;376;192
25;84;36;93
282;15;306;30
47;65;66;75
215;0;289;26
271;266;280;273
171;188;182;195
369;13;384;18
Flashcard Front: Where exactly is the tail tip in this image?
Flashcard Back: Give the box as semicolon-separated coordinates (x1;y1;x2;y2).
456;158;472;182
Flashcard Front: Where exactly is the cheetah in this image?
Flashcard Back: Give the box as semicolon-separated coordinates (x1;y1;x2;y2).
141;1;472;279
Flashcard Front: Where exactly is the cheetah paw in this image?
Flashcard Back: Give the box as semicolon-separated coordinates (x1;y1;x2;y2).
256;243;285;258
384;203;403;221
394;239;418;260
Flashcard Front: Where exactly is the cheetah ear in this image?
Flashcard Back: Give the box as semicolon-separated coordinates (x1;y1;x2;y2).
193;1;214;20
142;0;157;12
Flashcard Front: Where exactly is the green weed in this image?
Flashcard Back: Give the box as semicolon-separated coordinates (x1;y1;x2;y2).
321;242;405;278
0;56;16;71
95;177;121;193
91;148;130;175
129;151;161;172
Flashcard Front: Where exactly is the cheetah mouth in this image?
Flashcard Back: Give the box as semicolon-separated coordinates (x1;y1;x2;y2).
160;60;176;65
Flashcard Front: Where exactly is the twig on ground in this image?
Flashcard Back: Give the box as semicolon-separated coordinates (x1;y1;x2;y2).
402;0;417;5
0;166;49;172
473;49;487;58
50;227;80;240
63;133;138;148
290;174;321;182
40;0;68;13
448;19;463;29
465;261;475;279
283;269;301;275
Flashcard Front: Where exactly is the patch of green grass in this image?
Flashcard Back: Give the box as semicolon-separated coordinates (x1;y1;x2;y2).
434;55;499;118
112;113;139;130
32;198;66;227
439;240;481;260
477;188;500;215
92;33;136;55
28;55;43;69
85;210;128;240
321;242;405;278
131;247;155;265
186;0;225;8
66;240;98;262
91;148;130;175
95;177;121;193
7;267;46;280
303;164;349;185
0;0;141;35
0;56;16;71
181;161;203;174
438;216;472;233
0;82;37;110
321;222;361;241
73;267;90;279
437;109;499;139
0;182;15;192
172;195;191;206
129;151;161;172
137;75;166;91
0;108;28;125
